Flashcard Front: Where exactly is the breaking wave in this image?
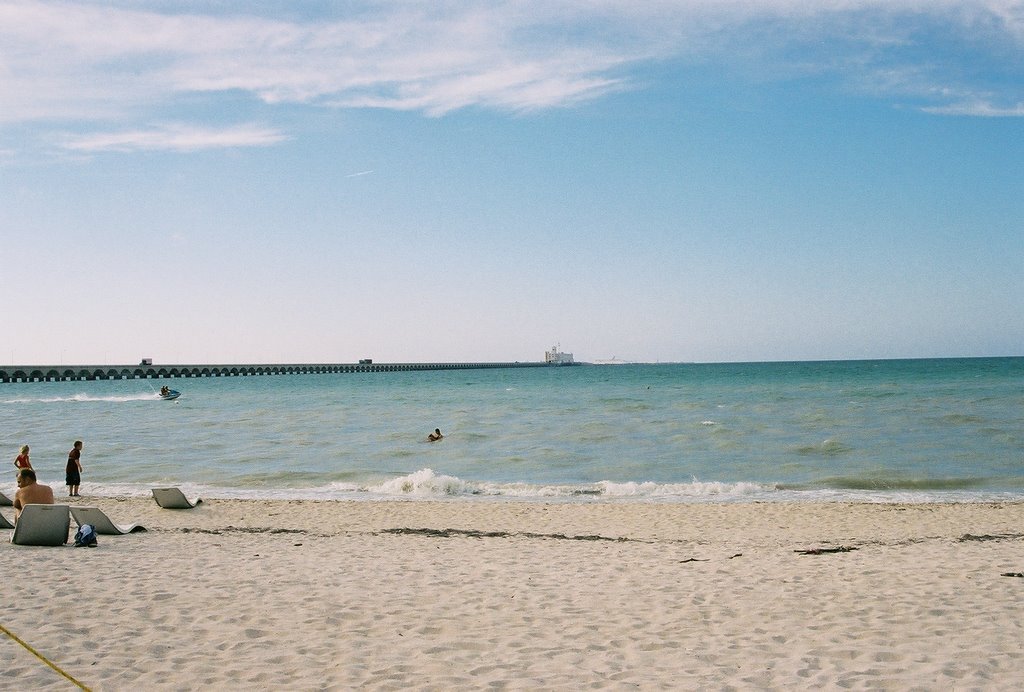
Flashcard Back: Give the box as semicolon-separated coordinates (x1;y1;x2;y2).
81;468;1024;505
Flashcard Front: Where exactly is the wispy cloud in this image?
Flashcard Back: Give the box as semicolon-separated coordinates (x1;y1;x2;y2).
62;123;288;153
1;0;1022;139
922;101;1024;116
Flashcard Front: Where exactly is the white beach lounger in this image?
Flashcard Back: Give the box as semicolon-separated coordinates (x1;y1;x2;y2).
152;487;203;509
0;510;14;529
70;506;147;535
10;504;70;546
0;490;13;506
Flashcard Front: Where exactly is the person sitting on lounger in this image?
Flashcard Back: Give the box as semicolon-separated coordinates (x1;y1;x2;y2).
13;468;55;522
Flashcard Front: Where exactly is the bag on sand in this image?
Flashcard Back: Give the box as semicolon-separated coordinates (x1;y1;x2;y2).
74;524;98;547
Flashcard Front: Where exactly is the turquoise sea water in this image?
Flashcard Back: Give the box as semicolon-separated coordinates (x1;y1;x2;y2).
2;358;1022;503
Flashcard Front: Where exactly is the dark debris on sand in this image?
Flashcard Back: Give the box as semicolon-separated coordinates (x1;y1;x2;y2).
380;527;632;542
794;546;858;555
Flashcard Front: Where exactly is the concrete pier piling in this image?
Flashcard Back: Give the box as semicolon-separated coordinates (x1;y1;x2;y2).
0;360;565;383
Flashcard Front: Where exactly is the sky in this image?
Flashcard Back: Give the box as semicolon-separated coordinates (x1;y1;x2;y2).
1;0;1022;365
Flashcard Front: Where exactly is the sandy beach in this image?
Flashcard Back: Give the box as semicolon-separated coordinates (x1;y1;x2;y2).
3;498;1024;690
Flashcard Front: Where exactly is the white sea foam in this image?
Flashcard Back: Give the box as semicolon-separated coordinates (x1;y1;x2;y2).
373;468;471;497
364;471;778;502
597;479;770;499
3;392;160;404
72;471;1024;505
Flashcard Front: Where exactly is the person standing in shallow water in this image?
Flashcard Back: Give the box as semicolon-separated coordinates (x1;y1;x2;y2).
66;440;83;497
427;428;444;442
14;445;32;473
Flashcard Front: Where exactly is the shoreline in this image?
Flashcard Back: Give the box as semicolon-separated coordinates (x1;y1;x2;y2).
4;498;1024;689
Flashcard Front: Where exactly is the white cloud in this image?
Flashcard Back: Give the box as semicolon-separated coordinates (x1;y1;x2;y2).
922;100;1024;116
0;0;1021;134
0;1;651;124
62;123;288;153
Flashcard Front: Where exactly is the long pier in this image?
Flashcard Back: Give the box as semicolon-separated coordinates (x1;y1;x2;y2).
0;361;571;384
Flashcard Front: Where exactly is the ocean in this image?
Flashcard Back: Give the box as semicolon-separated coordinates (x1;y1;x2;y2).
2;357;1022;503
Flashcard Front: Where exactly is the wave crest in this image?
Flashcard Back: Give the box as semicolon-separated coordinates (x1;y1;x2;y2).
373;468;471;496
366;469;773;501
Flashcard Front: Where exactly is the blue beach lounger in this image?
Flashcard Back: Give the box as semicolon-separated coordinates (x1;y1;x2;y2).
10;504;71;546
0;490;13;506
0;510;14;529
152;487;203;509
70;506;147;535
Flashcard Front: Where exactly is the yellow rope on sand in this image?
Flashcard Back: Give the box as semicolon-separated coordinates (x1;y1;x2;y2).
0;622;92;691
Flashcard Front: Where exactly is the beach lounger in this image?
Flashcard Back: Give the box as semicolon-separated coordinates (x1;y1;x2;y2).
0;490;12;506
70;506;147;535
152;487;203;509
10;504;70;546
0;511;14;529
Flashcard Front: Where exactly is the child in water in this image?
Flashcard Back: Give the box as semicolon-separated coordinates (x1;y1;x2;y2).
14;445;32;472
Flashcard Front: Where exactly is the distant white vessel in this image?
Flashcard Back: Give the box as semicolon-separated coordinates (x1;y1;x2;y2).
545;344;576;365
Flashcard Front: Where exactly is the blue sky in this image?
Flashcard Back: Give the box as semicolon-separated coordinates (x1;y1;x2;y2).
2;1;1022;364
